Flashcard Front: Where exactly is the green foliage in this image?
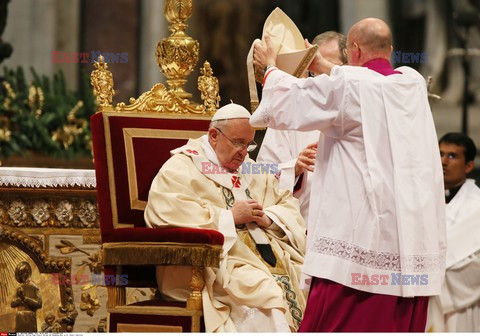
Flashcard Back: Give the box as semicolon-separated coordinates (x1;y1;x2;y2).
0;66;96;159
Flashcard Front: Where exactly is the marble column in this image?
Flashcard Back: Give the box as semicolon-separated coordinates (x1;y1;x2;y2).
81;0;140;104
2;0;80;89
3;0;55;80
54;0;80;90
191;0;272;108
138;0;167;93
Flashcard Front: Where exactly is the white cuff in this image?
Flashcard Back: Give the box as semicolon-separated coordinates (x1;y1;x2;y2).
264;209;294;244
277;158;297;191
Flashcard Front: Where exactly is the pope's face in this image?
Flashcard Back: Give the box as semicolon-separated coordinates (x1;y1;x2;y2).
310;39;344;76
209;119;255;171
318;38;343;66
439;142;474;190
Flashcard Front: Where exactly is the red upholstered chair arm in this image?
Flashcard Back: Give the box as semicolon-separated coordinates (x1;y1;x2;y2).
102;227;224;245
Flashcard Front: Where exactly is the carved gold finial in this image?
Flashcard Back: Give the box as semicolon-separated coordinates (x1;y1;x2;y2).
90;55;115;111
156;0;199;100
198;61;220;115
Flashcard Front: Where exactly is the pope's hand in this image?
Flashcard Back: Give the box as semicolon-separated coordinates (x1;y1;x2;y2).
231;199;264;225
254;214;273;228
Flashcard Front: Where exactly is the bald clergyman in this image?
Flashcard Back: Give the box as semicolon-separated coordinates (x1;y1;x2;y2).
144;103;306;332
251;18;446;332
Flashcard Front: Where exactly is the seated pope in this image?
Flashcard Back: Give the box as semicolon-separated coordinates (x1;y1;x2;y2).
144;103;306;332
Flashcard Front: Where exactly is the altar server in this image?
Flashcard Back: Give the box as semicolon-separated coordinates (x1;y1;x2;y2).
427;132;480;332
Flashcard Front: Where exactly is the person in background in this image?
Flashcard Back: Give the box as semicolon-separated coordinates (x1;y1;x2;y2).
427;132;480;332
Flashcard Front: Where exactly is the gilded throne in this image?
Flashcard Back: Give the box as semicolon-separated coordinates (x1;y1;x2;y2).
90;0;224;332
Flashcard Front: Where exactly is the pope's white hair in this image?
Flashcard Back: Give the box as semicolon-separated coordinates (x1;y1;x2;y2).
209;119;230;130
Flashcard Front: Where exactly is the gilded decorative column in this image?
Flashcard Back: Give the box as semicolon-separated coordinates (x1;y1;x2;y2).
156;0;199;100
92;0;219;115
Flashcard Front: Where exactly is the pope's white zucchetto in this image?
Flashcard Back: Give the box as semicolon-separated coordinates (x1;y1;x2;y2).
211;103;251;121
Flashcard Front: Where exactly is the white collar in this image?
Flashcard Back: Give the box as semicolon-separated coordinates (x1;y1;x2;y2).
200;135;221;167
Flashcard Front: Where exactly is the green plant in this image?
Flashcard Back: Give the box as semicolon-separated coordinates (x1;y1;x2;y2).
0;66;96;159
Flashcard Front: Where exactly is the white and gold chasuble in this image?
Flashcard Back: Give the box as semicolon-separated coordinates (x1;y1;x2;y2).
145;136;306;332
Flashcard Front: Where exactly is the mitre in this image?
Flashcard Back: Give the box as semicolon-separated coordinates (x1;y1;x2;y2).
246;7;318;112
260;7;318;78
